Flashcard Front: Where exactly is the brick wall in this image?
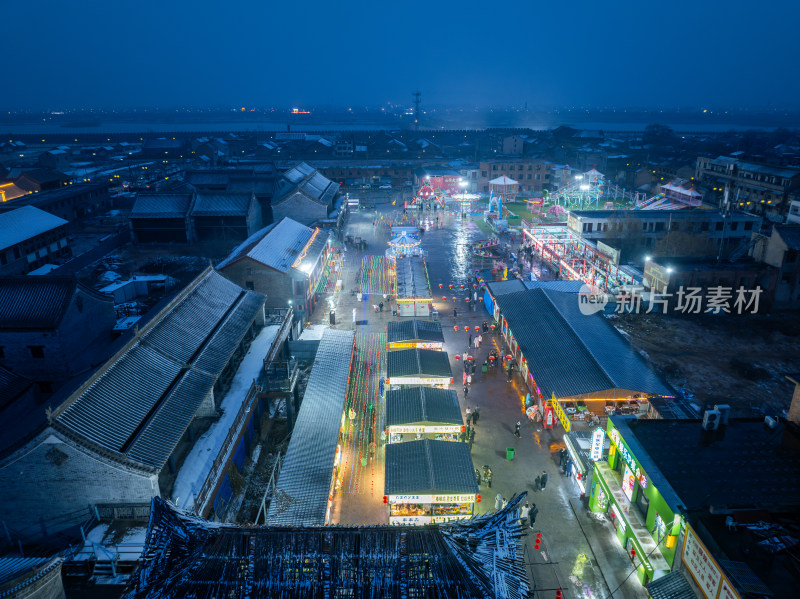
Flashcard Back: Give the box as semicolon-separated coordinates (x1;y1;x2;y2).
220;257;296;309
271;192;327;227
0;432;158;542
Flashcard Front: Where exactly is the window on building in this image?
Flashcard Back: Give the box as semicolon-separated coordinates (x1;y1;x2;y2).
655;222;664;232
527;174;532;180
492;165;498;171
587;223;593;233
535;174;541;180
481;171;487;177
730;222;738;231
715;222;724;231
28;346;45;359
643;222;648;231
744;221;753;230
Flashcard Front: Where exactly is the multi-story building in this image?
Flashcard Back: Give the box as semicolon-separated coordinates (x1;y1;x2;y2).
316;161;415;188
695;155;800;219
271;163;341;226
0;206;71;275
567;209;762;260
478;160;552;194
0;182;111;222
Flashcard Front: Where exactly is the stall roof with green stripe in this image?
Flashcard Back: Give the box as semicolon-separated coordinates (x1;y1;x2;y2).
386;349;452;380
385;439;477;496
385;387;462;427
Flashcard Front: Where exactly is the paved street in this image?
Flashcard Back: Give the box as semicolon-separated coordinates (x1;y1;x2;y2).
315;195;648;599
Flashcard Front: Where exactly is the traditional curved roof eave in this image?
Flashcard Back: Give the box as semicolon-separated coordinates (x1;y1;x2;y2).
0;425;158;476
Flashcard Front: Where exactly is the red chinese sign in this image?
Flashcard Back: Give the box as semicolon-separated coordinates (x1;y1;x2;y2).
682;526;742;599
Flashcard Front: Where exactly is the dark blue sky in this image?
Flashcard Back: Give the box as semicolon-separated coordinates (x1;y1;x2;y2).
3;0;798;110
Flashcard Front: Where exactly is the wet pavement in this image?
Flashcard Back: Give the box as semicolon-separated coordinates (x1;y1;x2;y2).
312;198;648;599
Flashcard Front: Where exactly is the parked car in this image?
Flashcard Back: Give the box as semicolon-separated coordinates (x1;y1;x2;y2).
363;184;371;189
379;184;391;189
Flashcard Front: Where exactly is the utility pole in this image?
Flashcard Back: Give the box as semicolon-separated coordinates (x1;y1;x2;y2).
412;91;421;131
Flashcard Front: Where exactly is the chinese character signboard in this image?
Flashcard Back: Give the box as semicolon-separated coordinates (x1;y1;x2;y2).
682;525;742;599
645;261;670;292
590;427;604;461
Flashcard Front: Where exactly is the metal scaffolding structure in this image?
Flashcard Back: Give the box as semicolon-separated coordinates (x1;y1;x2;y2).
127;495;531;598
522;224;640;292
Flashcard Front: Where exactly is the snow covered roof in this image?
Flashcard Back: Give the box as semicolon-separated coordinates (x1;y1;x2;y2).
268;329;354;526
217;217;323;273
488;175;518;185
131;495;529;598
0;206;68;251
53;269;265;471
273;162;340;207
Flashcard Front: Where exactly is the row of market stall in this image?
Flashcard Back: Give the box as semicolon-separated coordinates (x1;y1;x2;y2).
383;319;478;525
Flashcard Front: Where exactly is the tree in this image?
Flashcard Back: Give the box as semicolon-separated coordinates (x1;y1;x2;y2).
643;124;677;147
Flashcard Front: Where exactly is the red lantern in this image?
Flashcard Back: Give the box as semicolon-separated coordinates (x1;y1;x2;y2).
490;324;496;330
383;495;389;504
506;354;512;361
465;298;470;302
454;326;459;331
467;356;473;361
438;283;443;288
476;494;481;503
460;284;465;289
455;354;461;360
475;326;480;331
489;355;495;362
452;297;457;301
442;296;447;300
478;297;483;302
448;284;453;289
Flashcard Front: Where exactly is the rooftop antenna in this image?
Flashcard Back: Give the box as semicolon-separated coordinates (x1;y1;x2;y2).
412;91;421;131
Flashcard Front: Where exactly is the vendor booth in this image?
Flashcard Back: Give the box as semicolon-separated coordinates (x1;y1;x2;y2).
386;349;453;388
387;319;444;351
395;256;432;317
385;386;463;443
385;439;479;525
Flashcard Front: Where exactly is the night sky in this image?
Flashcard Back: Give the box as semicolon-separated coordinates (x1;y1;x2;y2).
3;0;798;110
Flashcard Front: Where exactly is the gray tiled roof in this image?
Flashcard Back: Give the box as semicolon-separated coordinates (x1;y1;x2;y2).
0;364;32;409
216;218;317;273
55;270;265;470
645;571;696;599
384;440;478;495
387;319;444;344
495;289;673;399
385;387;461;427
0;277;109;330
395;257;431;299
272;162;340;207
386;349;452;380
775;224;800;250
268;329;355;526
129;194;193;219
0;206;68;251
191;192;253;217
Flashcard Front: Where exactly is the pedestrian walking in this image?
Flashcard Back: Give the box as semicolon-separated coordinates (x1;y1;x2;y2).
478;334;483;347
473;406;480;425
462;371;467;386
379;301;384;312
467;373;472;387
468;428;475;450
520;502;531;527
473;336;479;349
475;468;482;487
465;405;472;424
534;475;540;492
486;467;493;488
495;493;503;511
529;504;538;528
453;308;458;318
514;420;521;438
471;361;476;375
464;385;469;399
468;333;473;348
540;470;549;490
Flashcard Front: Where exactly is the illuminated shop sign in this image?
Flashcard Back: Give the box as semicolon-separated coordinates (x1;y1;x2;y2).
388;494;476;504
591;428;604;461
389;425;461;434
611;428;648;489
